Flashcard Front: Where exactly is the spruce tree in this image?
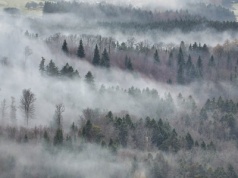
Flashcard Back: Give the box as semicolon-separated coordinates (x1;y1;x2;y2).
46;60;59;77
125;56;133;71
77;39;85;58
168;51;173;67
101;48;110;68
154;50;160;63
54;128;63;146
209;55;215;67
85;71;95;89
82;120;92;141
92;45;100;66
62;39;69;55
196;56;203;78
177;47;185;84
185;55;193;82
39;57;45;73
185;132;194;150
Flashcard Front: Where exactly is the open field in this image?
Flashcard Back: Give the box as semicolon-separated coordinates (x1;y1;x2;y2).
0;0;45;15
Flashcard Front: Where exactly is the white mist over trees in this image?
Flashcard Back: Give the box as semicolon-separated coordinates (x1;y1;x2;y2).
0;0;238;177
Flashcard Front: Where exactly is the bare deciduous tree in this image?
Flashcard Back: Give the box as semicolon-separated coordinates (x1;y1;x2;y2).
10;97;17;122
55;104;65;128
20;89;36;126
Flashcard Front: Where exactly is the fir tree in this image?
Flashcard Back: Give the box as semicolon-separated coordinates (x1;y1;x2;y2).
168;51;173;67
39;57;45;73
92;45;100;66
196;56;203;78
185;132;194;150
209;55;215;67
85;71;95;89
46;60;59;77
77;39;85;58
154;49;160;63
43;130;50;143
177;47;185;84
101;48;110;68
54;128;63;146
82;120;92;141
125;56;133;71
62;39;69;55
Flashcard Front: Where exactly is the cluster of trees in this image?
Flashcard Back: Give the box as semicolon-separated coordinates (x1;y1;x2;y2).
43;1;235;22
1;63;238;176
1;89;36;126
92;45;110;67
101;19;238;33
39;58;80;78
44;32;238;85
25;1;44;9
187;3;236;21
1;104;238;177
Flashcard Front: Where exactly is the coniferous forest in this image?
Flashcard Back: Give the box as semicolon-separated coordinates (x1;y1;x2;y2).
1;0;238;177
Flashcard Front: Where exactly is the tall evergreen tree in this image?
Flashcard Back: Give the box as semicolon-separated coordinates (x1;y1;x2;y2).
177;48;185;84
209;55;215;67
85;71;95;89
46;60;59;77
92;45;100;66
82;120;92;141
39;57;45;73
196;56;203;78
185;55;193;82
125;56;133;71
185;132;194;150
168;51;173;67
101;48;110;68
77;39;85;58
154;49;160;63
54;128;63;146
62;39;69;55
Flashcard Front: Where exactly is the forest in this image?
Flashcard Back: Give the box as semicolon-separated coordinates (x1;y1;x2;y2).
1;0;238;178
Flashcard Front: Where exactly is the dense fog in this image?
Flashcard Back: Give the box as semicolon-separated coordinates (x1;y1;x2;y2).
1;0;238;177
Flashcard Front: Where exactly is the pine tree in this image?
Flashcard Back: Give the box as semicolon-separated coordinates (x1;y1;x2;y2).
177;47;185;84
43;130;50;143
46;60;59;77
101;48;110;68
92;45;100;66
209;55;215;67
77;39;85;58
62;39;69;55
85;71;95;89
154;50;160;63
196;56;203;78
54;128;63;146
167;51;173;67
125;56;133;71
185;132;194;150
73;70;80;78
60;63;70;76
60;63;74;78
82;120;92;141
185;55;195;82
39;57;45;73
